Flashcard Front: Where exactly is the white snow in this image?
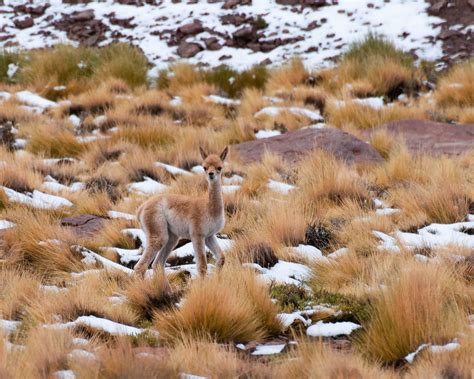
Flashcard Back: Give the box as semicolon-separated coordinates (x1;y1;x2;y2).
7;63;18;79
0;319;21;336
69;115;81;127
223;175;244;185
334;97;385;109
122;228;147;246
1;186;73;209
53;370;76;379
0;1;444;70
255;129;281;139
155;162;192;176
205;95;240;106
249;260;310;285
267;179;295;195
375;207;401;216
74;245;133;274
128;176;168;195
327;247;349;259
285;244;328;262
222;185;241;194
251;344;286;356
278;312;312;329
405;341;460;364
107;210;136;221
15;91;57;110
42;181;83;194
254;106;323;122
0;220;15;230
46;315;145;336
395;221;474;249
306;321;361;337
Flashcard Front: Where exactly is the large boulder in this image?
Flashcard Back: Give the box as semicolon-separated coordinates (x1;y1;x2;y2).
61;214;106;238
233;127;383;165
364;119;474;156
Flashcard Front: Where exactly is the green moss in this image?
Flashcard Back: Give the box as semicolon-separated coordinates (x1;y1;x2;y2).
254;16;268;30
313;289;371;323
270;283;312;313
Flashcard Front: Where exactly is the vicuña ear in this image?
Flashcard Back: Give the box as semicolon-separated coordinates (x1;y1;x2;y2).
199;147;208;160
220;146;229;161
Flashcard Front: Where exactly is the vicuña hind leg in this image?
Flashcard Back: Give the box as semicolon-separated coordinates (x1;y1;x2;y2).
134;213;169;276
151;233;179;293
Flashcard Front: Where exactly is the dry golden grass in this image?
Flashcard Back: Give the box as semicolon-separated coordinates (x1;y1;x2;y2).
293;150;370;217
266;57;308;94
435;59;474;108
279;339;396;379
26;123;85;158
1;49;474;378
155;265;282;344
360;263;467;363
326;100;427;130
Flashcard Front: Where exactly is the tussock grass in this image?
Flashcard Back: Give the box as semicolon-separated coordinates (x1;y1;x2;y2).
2;209;83;278
21;44;98;98
280;339;396;379
337;33;419;98
27;123;85;158
359;263;467;363
0;156;43;193
169;338;270;378
326;100;427;130
155;265;282;344
125;271;176;321
94;43;148;88
113;123;175;149
266;57;308;94
0;269;42;320
435;59;474;108
293;150;370;216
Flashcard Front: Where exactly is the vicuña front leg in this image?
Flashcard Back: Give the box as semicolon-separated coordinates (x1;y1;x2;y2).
205;235;225;268
192;236;207;277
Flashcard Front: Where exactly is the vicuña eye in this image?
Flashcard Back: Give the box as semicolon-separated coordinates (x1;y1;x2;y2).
217;167;222;171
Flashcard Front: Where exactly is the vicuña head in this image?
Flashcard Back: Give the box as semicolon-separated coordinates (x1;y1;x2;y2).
134;146;229;288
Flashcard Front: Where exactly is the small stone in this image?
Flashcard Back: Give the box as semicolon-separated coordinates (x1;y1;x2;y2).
177;41;203;58
14;17;34;29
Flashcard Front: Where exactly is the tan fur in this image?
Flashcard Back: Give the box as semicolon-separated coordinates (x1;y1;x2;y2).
134;146;229;283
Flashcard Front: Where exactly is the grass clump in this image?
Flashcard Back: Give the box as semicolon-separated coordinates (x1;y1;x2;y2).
21;44;98;98
435;59;474;108
359;263;466;363
27;124;85;158
94;43;149;88
202;64;268;98
338;33;418;98
155;265;282;344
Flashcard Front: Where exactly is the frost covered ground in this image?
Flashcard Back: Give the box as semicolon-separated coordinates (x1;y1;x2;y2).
0;0;448;72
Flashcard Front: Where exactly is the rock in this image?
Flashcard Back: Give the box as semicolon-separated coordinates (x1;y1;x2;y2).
178;20;203;35
204;37;222;50
0;121;15;150
222;0;251;9
61;214;107;238
233;25;255;40
177;41;203;58
276;0;328;5
469;0;474;9
429;0;447;14
14;17;34;29
14;4;49;16
364;119;474;156
70;9;94;22
233;127;383;165
108;14;135;28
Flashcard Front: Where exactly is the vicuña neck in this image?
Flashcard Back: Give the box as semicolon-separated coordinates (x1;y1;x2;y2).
208;179;223;218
